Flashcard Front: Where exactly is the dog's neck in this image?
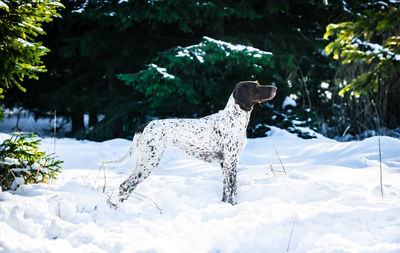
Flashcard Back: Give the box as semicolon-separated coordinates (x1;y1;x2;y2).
224;94;251;112
223;94;252;127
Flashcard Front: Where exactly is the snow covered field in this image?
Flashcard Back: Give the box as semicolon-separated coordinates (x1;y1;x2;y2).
1;127;400;252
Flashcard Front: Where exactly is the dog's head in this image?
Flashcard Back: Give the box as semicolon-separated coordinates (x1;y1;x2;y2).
233;81;277;111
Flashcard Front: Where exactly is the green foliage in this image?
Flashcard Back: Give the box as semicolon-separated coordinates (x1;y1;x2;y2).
115;0;260;33
322;1;400;135
117;37;274;115
0;88;4;120
0;0;63;93
117;36;321;139
324;3;400;95
0;133;63;191
7;0;359;140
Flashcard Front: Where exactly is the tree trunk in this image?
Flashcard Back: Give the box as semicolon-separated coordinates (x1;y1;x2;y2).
71;111;84;133
387;78;400;128
89;112;98;127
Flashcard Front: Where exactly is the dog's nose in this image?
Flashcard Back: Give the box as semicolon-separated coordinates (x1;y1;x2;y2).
269;86;277;100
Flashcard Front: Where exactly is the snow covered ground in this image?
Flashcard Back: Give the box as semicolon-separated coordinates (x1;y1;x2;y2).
1;127;400;252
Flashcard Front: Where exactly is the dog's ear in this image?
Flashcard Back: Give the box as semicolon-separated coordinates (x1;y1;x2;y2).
233;84;254;111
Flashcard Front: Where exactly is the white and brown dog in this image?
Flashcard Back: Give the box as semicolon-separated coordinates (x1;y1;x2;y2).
104;81;277;205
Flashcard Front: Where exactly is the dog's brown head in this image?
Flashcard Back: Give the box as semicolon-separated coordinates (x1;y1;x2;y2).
233;81;277;111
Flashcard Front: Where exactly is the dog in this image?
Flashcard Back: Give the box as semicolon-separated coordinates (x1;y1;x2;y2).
103;81;277;205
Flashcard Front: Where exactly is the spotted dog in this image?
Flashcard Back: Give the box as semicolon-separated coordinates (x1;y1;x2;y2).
103;81;277;205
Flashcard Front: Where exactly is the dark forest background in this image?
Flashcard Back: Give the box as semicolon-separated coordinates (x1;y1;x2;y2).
2;0;399;141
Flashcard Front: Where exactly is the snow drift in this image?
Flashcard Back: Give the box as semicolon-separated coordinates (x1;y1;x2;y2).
0;128;400;252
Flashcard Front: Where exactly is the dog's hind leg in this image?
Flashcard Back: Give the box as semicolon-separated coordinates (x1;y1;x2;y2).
118;145;165;203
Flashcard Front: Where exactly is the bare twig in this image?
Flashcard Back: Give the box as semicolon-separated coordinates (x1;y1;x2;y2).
35;165;41;179
54;110;57;154
286;221;296;252
94;162;104;187
47;194;58;202
133;191;163;215
98;164;163;214
106;189;119;209
0;174;8;185
267;164;286;176
102;163;107;194
297;67;312;109
342;125;351;137
379;138;383;199
9;169;16;179
270;164;276;176
107;199;118;209
94;162;109;196
274;146;287;174
57;202;61;218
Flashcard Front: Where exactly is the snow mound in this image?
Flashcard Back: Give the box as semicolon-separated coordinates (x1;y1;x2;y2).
282;96;297;109
0;129;400;252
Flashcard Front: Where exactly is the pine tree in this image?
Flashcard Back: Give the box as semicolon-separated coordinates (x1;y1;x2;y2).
7;0;353;140
117;37;275;114
0;0;63;119
324;0;400;133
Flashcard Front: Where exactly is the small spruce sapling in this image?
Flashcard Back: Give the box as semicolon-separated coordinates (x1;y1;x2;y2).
0;133;63;191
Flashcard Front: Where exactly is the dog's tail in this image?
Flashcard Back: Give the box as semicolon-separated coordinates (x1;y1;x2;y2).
102;134;140;167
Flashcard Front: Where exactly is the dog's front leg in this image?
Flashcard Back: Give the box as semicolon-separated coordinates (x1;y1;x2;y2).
221;159;238;205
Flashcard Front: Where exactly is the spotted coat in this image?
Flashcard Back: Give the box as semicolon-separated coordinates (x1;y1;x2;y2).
103;81;277;205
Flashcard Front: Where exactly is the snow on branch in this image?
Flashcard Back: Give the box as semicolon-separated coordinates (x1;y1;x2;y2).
352;38;400;62
147;63;175;79
175;36;273;63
